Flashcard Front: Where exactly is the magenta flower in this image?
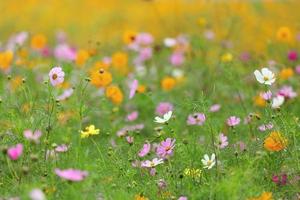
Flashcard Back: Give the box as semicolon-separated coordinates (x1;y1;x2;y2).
209;104;221;112
138;143;151;157
55;144;69;152
295;65;300;74
156;138;176;158
156;102;173;116
129;79;138;99
55;168;88;182
54;44;76;62
24;129;42;143
217;133;228;149
136;32;154;46
226;116;241;127
260;90;272;101
272;174;287;186
7;144;23;160
178;196;188;200
278;86;297;99
186;113;206;126
258;123;273;132
170;52;184;66
126;111;138;121
288;50;298;61
49;67;65;86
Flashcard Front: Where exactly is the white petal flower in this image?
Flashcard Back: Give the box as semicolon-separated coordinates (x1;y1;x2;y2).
141;158;164;168
154;111;172;124
254;68;275;85
271;95;285;109
201;153;216;169
164;38;177;47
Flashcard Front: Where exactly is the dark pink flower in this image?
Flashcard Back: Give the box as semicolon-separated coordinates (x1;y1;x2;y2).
156;138;176;158
278;86;297;99
272;174;287;185
7;144;23;160
55;168;88;182
138;143;151;157
288;50;298;61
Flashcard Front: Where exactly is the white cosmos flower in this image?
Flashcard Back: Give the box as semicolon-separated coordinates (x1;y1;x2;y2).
201;153;216;169
254;68;276;85
164;38;177;47
141;158;164;168
271;95;285;109
154;111;172;124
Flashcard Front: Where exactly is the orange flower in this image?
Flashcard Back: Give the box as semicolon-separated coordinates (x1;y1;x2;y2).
123;30;137;45
264;131;287;152
137;85;146;93
279;68;294;80
134;194;149;200
112;52;129;74
276;26;292;42
161;77;176;91
254;95;266;107
0;51;13;71
249;192;273;200
31;34;47;50
10;76;23;91
90;69;112;88
105;85;123;105
91;61;110;72
76;50;90;66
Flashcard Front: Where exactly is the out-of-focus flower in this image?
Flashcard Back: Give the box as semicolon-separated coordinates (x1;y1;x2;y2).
254;95;266;107
129;79;138;99
24;129;42;143
0;50;13;71
260;91;272;101
221;53;233;62
164;38;177;47
123;30;137;45
178;196;188;200
156;138;176;158
170;52;184;66
248;192;273;200
204;29;215;40
112;52;128;74
116;124;144;137
29;188;46;200
154;111;172;124
141;158;164;168
197;17;207;26
209;104;221;112
279;67;294;80
126;111;138;121
31;34;47;50
135;194;149;200
277;26;292;42
254;68;275;85
156;102;173;116
57;88;74;101
226;116;241;127
138;143;151;157
49;67;65;86
295;65;300;74
272;173;287;186
80;125;100;138
55;168;88;182
90;69;112;88
136;32;154;46
271;95;285;109
7;144;23;160
105;85;123;105
217;133;228;149
288;50;298;61
278;86;297;99
54;44;76;62
264;131;287;151
161;76;176;91
201;153;216;169
76;49;90;66
258;123;273;132
184;168;202;178
55;144;69;152
186;113;206;126
126;136;134;144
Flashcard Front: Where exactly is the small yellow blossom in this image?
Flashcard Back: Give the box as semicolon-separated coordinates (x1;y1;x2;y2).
80;125;100;138
221;53;233;62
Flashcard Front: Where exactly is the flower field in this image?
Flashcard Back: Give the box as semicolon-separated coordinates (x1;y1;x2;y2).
0;1;300;199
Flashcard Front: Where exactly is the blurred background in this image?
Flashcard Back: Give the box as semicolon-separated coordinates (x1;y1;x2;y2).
0;0;299;50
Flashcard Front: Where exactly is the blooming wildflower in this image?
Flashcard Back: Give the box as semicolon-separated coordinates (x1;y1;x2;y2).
49;67;65;86
254;68;275;85
201;153;216;169
258;123;273;132
170;52;184;66
31;34;47;50
154;111;172;124
116;124;144;137
136;47;152;63
276;26;292;42
112;52;128;74
23;129;42;143
178;197;188;200
164;38;177;47
295;65;300;74
156;102;173;116
288;50;298;61
186;113;206;126
29;188;46;200
279;67;294;80
235;141;246;152
156;138;176;158
226;116;241;127
90;69;112;88
141;158;164;168
184;168;202;178
217;133;228;149
260;91;272;101
278;86;297;99
161;76;176;91
0;50;13;71
126;136;134;144
76;49;90;66
55;144;69;153
80;125;100;138
248;191;273;200
123;30;137;45
55;168;88;182
138;143;151;157
254;95;266;107
264;131;287;151
271;95;284;109
135;194;149;200
126;111;138;121
54;44;76;62
157;179;167;190
204;29;215;40
209;104;221;112
105;85;123;105
221;53;233;62
57;88;74;101
136;32;153;46
272;173;287;186
7;144;23;160
129;79;138;99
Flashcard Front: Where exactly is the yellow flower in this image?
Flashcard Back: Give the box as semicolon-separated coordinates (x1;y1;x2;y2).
279;67;294;80
184;168;202;178
123;30;137;45
221;53;233;62
80;125;100;138
276;26;292;42
161;77;176;91
10;76;23;91
134;194;149;200
0;51;13;71
248;192;273;200
112;52;129;74
90;69;112;88
31;34;47;50
76;49;90;66
254;95;266;107
197;17;207;27
264;131;287;152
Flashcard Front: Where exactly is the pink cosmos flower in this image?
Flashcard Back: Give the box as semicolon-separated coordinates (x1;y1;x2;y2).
272;174;287;186
204;30;215;40
54;44;76;62
55;168;88;182
226;116;241;127
126;111;138;121
136;32;154;46
295;65;300;74
55;144;69;152
239;52;251;62
41;47;52;57
141;158;164;168
278;86;297;99
170;52;184;66
57;88;74;101
186;113;206;126
209;104;221;112
156;138;176;158
7;144;23;160
217;133;228;149
29;188;46;200
23;129;42;143
260;90;272;101
258;123;273;132
116;124;144;137
138;143;151;157
178;197;188;200
288;50;298;61
129;79;138;99
156;102;173;116
126;136;134;144
49;67;65;86
138;47;152;62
